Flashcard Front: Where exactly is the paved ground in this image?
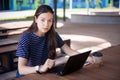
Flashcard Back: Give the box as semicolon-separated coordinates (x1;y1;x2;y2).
56;22;120;52
0;20;120;52
0;9;120;79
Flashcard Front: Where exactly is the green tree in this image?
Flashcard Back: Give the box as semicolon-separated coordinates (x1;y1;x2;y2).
95;0;102;8
35;0;40;8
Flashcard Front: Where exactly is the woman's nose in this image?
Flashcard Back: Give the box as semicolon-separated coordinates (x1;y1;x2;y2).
44;21;48;27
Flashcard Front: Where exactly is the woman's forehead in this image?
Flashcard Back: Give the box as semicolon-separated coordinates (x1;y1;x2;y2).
37;12;53;19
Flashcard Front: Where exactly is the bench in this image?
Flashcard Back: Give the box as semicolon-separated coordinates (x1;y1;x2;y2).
0;39;71;73
0;28;28;39
0;39;18;47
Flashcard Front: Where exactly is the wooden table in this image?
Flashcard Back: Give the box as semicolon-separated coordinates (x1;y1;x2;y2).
0;21;31;33
0;39;18;47
0;44;18;70
11;45;120;80
0;21;29;39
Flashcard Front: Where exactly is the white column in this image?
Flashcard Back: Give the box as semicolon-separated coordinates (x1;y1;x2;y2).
69;0;72;9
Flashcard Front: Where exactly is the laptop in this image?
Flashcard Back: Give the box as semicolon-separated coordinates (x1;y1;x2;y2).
48;50;91;76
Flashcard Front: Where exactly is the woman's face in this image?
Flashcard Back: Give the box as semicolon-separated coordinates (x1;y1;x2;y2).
35;12;53;34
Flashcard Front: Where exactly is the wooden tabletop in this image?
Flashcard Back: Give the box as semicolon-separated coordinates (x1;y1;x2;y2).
0;21;31;32
11;45;120;80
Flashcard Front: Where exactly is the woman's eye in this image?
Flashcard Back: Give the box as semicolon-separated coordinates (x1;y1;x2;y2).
41;19;45;22
48;20;52;22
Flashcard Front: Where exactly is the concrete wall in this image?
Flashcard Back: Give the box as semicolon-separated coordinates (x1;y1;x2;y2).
71;12;120;24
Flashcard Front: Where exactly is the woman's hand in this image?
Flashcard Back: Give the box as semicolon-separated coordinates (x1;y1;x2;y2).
39;59;55;73
47;59;55;69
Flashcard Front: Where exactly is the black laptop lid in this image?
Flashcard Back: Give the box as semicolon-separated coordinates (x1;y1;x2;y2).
61;50;91;75
48;50;91;76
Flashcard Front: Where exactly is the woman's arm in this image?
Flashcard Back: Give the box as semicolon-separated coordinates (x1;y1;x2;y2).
18;57;36;75
18;57;55;75
61;44;79;56
61;44;94;64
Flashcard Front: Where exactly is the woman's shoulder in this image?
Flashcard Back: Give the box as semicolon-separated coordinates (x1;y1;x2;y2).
55;32;59;36
55;32;61;37
18;32;34;44
20;32;33;40
22;32;32;37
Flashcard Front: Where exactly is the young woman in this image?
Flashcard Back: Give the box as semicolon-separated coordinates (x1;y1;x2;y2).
16;5;79;77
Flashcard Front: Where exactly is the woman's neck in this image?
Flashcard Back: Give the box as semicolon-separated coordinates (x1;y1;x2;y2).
35;31;45;37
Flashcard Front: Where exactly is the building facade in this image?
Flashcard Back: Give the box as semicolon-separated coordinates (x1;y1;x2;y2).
0;0;119;11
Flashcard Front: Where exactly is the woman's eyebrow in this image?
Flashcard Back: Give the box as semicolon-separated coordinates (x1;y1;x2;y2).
42;18;53;21
39;17;53;19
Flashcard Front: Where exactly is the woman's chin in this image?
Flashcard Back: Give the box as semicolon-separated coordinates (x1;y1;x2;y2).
42;30;49;33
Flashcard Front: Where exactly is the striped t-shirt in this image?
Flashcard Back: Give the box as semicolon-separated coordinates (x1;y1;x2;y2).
16;32;64;66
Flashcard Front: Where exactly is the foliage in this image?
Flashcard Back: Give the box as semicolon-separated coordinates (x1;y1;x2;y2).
95;0;102;7
35;0;40;8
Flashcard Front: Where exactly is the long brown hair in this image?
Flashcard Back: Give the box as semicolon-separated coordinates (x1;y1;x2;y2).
26;5;57;59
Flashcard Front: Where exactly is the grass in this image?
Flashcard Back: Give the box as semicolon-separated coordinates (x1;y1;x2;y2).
0;16;33;21
0;16;67;22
